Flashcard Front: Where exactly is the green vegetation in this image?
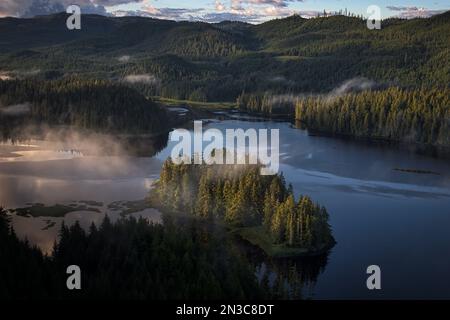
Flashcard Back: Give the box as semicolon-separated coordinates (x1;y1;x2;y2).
0;12;448;101
237;92;294;116
12;203;101;217
393;168;440;175
107;200;152;217
234;226;324;258
152;159;335;257
0;79;169;134
295;87;450;147
0;208;266;299
0;12;448;145
155;97;235;110
78;200;103;207
237;87;450;148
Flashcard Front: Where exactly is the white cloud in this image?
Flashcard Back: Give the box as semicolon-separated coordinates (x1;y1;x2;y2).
0;0;29;17
0;0;140;17
329;77;377;97
215;1;226;12
2;1;446;22
7;69;41;79
117;55;131;62
198;12;261;23
123;74;159;85
112;0;310;23
386;6;447;19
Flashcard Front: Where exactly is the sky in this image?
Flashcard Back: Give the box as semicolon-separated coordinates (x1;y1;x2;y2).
0;0;448;23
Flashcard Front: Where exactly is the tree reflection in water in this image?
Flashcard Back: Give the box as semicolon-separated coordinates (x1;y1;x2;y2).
241;238;329;299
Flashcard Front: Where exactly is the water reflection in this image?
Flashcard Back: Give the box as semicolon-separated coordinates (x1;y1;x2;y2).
242;239;330;299
263;254;330;299
1;117;450;298
294;120;450;161
0;126;169;158
10;208;162;255
0;126;168;254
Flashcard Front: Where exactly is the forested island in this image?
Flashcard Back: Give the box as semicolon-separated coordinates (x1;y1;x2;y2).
151;159;335;257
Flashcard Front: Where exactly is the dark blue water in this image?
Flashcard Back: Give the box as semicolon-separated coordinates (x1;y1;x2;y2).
2;117;450;299
156;118;450;299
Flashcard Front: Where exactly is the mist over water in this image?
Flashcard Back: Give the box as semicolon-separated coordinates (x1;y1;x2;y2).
1;116;449;298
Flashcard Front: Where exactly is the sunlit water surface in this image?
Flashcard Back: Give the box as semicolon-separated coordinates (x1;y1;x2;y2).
1;116;449;299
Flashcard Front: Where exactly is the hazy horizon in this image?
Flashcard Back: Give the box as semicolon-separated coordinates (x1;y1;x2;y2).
0;0;449;23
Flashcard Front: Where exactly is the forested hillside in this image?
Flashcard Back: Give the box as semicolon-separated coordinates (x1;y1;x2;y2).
295;87;450;147
0;11;448;101
237;87;450;147
0;208;266;300
0;12;448;147
0;79;169;134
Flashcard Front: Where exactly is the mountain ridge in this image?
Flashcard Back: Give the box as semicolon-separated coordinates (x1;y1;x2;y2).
0;11;448;101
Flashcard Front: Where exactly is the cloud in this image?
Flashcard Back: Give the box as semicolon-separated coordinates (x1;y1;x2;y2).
387;6;415;11
386;6;447;18
113;6;204;21
329;77;377;96
210;0;305;21
0;0;140;18
0;0;360;23
123;74;159;85
0;0;27;17
1;1;447;21
297;10;325;18
112;0;309;23
262;77;382;108
197;12;262;23
117;55;131;62
267;75;296;86
12;69;41;79
0;103;31;116
246;0;302;8
215;1;226;12
230;0;304;9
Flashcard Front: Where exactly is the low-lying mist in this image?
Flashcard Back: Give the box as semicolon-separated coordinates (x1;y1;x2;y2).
266;77;385;108
0;102;31;116
1;125;169;158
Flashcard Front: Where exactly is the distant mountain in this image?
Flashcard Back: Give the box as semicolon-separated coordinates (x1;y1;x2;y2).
0;13;252;56
0;11;448;101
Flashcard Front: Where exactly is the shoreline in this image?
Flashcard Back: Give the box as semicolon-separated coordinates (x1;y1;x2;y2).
232;225;336;259
169;101;450;160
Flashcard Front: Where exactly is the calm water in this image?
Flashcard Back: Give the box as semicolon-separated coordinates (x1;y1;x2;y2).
1;116;449;299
